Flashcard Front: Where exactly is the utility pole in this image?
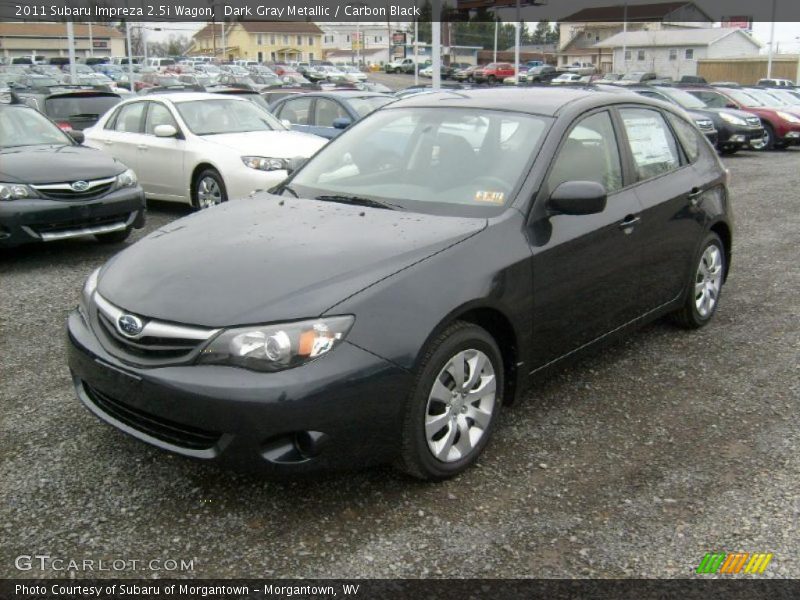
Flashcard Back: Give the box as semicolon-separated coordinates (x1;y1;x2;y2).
221;18;226;61
494;20;498;63
88;22;93;57
621;2;628;74
125;21;133;86
514;0;521;83
766;0;777;78
431;0;441;89
414;19;419;85
66;21;77;82
142;25;148;63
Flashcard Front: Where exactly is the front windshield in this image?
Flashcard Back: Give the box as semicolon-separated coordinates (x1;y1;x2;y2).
0;106;72;147
348;96;394;117
659;87;707;109
744;88;787;106
723;88;764;107
288;107;550;215
764;89;800;105
175;98;284;135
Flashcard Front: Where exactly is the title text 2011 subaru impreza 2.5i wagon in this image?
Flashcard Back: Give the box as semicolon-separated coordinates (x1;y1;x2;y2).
67;88;733;480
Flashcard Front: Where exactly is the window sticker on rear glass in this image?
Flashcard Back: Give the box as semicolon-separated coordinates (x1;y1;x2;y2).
623;117;675;167
474;190;505;204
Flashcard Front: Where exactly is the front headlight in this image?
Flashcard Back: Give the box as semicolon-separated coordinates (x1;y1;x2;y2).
197;316;355;372
719;113;747;126
0;183;38;201
776;111;800;124
78;267;101;321
242;156;289;172
115;168;138;189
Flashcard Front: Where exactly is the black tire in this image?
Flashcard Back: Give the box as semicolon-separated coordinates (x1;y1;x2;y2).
191;168;227;210
398;321;504;481
95;226;132;244
394;67;401;74
751;123;775;151
719;145;738;155
672;232;726;329
487;75;496;85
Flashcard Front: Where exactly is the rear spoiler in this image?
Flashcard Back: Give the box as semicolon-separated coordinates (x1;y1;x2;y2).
141;84;205;94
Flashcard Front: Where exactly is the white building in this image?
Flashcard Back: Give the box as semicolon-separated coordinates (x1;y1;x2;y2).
600;28;762;79
317;22;410;64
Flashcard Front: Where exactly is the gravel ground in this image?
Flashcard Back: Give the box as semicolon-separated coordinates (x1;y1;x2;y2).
1;148;798;580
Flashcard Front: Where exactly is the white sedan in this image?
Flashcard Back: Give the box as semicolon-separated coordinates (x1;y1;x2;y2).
84;93;327;209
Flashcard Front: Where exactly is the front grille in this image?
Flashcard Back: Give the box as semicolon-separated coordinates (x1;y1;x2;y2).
83;382;221;450
92;293;218;367
32;177;115;202
31;214;126;235
746;116;761;128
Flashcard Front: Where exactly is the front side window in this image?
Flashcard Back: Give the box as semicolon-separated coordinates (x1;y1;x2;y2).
546;111;622;196
145;102;178;135
112;101;146;133
620;108;681;181
288;107;550;215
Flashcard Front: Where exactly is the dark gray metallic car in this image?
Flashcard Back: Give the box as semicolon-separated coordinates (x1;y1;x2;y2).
68;88;733;479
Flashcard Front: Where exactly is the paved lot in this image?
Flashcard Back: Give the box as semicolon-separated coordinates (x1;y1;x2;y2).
1;148;798;579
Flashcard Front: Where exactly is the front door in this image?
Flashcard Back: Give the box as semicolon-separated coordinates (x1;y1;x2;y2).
138;101;186;201
528;110;644;368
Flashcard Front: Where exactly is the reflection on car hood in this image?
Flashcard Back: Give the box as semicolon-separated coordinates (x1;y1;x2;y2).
200;130;327;158
705;107;763;121
99;195;486;327
0;144;126;184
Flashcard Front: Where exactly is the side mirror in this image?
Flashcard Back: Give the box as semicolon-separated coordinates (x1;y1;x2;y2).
332;116;352;130
67;129;85;144
286;156;308;174
281;118;292;129
153;124;178;138
547;181;607;216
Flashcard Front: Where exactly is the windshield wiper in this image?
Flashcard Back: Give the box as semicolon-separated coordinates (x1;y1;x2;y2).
270;182;299;197
315;194;402;211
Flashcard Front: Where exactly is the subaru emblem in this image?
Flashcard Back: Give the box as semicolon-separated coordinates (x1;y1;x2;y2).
117;314;144;338
71;180;90;192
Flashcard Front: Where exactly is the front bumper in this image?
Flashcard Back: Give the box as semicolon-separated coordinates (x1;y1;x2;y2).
226;166;290;200
0;186;145;248
67;310;412;473
717;124;764;148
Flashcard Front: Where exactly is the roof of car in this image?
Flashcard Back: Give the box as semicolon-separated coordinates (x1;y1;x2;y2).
278;90;392;100
387;87;650;117
133;92;246;103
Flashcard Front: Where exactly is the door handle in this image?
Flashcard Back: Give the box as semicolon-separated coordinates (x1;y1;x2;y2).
137;144;149;151
619;215;641;229
688;187;703;206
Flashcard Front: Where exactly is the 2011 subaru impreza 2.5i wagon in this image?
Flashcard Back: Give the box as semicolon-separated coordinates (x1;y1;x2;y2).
68;88;733;480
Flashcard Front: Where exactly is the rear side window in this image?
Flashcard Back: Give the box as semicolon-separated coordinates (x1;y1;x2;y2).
277;97;312;125
666;112;705;163
546;111;623;196
314;98;348;127
619;108;681;181
112;102;146;133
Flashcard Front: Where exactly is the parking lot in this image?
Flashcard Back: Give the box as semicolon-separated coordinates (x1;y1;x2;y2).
1;145;798;578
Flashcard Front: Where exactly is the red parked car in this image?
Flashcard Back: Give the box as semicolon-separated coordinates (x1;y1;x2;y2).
685;86;800;150
473;63;515;84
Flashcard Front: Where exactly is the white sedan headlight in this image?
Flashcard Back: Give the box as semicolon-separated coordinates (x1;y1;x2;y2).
242;156;289;171
198;316;355;372
719;113;746;126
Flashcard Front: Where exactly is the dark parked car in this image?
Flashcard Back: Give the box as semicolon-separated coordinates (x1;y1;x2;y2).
14;87;124;130
0;95;145;247
269;91;394;139
630;85;762;154
68;88;732;479
525;65;560;84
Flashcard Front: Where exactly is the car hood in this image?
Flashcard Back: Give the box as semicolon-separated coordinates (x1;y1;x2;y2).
98;195;486;327
704;107;762;121
0;144;126;184
200;130;327;158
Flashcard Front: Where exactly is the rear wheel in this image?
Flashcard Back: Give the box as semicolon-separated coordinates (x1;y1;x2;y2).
487;75;496;85
192;168;227;210
398;322;503;480
672;232;725;329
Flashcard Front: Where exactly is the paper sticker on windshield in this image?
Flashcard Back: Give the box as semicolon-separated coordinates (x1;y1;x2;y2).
474;190;505;204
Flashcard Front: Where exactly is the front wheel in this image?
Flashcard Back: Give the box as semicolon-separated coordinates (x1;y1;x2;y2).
749;123;774;151
398;322;503;480
192;168;227;210
672;232;726;329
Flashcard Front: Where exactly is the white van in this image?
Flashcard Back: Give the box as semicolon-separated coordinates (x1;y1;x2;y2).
146;57;177;71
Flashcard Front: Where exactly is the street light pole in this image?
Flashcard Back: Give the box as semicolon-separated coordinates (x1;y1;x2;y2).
514;0;521;83
66;20;77;82
88;22;93;57
766;0;777;78
125;21;133;86
431;0;441;90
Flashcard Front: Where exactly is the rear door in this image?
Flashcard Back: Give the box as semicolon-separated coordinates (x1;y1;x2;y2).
529;109;644;367
92;100;146;177
617;106;707;311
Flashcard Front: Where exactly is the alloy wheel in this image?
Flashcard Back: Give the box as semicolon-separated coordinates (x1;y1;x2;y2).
425;349;497;463
695;245;723;318
750;129;770;151
197;176;222;209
